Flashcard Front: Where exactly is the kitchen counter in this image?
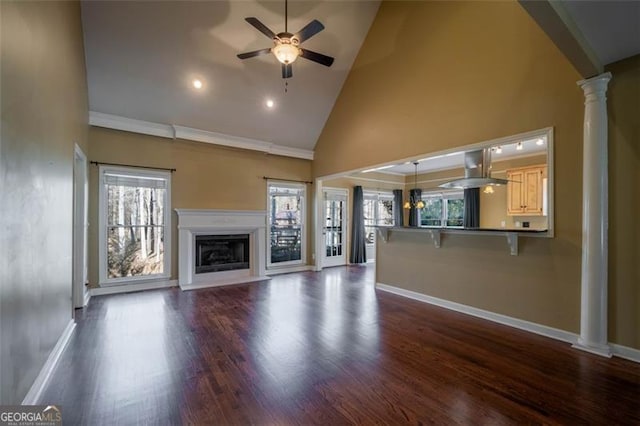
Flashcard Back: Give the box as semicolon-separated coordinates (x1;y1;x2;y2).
374;226;552;255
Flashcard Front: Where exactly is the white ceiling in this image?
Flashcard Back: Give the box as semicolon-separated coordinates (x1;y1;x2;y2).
359;137;548;176
81;1;380;151
561;0;640;66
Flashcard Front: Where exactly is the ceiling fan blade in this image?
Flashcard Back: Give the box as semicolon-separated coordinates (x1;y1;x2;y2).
294;19;325;43
300;49;334;67
282;63;293;79
245;17;276;39
237;48;272;60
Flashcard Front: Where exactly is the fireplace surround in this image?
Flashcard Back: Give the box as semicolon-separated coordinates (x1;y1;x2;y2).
175;209;269;290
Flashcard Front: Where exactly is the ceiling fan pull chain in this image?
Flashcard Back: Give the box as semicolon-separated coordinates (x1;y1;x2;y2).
285;80;288;93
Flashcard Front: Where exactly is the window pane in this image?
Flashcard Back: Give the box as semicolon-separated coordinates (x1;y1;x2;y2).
107;226;164;278
269;185;304;264
107;185;165;226
362;199;376;245
420;198;443;226
447;199;464;227
378;200;394;226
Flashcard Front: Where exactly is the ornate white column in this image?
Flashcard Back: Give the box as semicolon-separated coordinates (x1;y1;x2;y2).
573;72;612;357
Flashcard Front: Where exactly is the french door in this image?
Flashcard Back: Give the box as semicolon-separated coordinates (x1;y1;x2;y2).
322;188;348;267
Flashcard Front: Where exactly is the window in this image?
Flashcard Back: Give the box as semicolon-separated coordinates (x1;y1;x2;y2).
268;182;306;266
363;192;395;244
99;166;171;284
419;191;464;228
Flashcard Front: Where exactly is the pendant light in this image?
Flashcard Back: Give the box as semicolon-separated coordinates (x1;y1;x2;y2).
404;162;425;209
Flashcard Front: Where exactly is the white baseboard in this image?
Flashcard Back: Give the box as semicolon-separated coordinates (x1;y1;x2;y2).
22;320;76;405
266;265;314;276
376;282;578;344
376;283;640;364
611;343;640;363
180;275;269;291
91;279;177;296
572;341;612;358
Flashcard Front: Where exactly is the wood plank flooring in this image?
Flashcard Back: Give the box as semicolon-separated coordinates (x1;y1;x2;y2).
40;265;639;425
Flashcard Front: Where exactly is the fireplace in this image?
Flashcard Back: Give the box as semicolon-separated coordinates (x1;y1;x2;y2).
175;209;269;290
195;234;250;274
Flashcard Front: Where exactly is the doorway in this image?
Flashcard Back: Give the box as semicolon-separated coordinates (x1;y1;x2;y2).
322;188;348;268
73;144;89;308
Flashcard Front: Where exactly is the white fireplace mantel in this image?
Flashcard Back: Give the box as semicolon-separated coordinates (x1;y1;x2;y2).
175;209;269;290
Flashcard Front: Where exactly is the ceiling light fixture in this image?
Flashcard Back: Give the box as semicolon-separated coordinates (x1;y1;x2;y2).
495;146;502;154
516;142;523;151
273;42;300;65
192;79;203;89
403;162;425;210
266;99;275;108
483;186;495;194
536;138;544;146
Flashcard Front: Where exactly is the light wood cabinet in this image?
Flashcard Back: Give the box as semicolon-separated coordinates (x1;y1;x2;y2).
506;165;546;216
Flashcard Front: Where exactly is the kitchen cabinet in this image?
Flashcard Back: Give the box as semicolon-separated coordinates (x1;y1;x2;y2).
506;165;546;216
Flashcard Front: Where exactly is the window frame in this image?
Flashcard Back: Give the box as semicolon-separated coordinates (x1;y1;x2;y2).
98;165;172;286
419;190;464;229
266;181;307;268
363;191;395;246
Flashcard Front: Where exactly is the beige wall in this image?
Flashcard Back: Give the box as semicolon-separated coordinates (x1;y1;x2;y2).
313;1;586;335
88;127;312;285
607;55;640;349
0;1;89;403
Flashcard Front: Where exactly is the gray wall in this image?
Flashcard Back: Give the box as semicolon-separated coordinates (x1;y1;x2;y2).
0;1;89;404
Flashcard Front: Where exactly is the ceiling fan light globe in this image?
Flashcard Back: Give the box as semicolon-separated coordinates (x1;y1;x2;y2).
273;43;300;64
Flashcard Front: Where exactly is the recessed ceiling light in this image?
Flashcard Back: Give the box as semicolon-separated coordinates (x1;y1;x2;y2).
516;142;523;151
192;79;203;89
495;146;502;154
265;99;275;108
536;138;544;146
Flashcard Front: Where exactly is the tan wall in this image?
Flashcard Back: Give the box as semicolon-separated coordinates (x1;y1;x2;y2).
88;127;312;285
607;55;640;349
313;1;586;335
0;1;89;403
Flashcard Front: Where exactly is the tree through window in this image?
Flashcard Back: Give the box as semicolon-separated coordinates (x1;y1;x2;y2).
99;167;171;283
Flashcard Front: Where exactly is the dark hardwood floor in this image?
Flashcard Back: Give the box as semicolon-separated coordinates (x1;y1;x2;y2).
41;265;639;425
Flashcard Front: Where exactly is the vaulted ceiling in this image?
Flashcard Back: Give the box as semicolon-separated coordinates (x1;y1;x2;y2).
82;1;638;158
82;1;380;154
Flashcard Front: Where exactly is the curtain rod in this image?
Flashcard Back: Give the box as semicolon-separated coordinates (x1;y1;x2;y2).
263;176;313;185
90;161;176;172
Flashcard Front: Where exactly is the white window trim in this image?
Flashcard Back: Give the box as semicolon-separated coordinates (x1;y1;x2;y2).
267;181;307;268
420;190;464;229
98;165;172;286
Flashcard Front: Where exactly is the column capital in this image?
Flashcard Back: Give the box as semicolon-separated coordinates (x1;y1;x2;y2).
577;72;612;97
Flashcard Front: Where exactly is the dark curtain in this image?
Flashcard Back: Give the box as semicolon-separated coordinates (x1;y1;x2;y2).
464;188;480;228
393;189;404;227
408;188;422;227
350;186;367;264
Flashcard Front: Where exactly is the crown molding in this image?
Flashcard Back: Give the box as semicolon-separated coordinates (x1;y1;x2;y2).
89;112;314;161
89;111;174;138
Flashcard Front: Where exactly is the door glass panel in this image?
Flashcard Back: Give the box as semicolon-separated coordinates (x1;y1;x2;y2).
325;200;344;257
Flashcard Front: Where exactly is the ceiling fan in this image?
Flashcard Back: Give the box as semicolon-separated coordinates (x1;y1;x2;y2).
237;0;335;79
